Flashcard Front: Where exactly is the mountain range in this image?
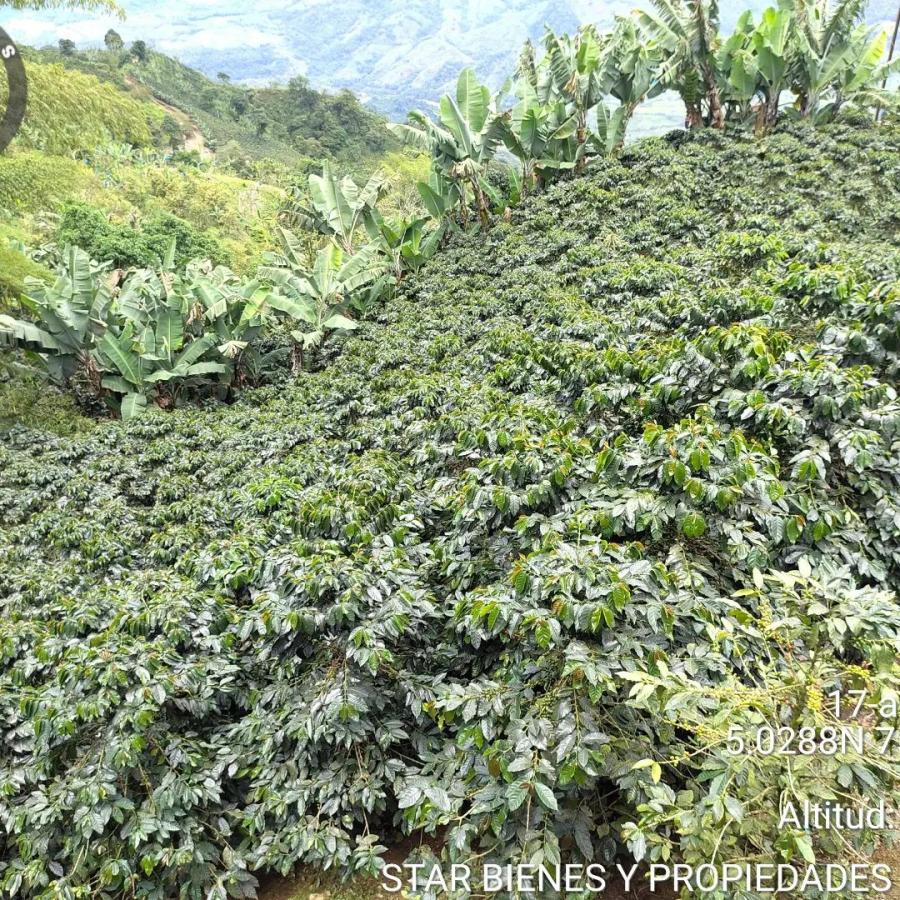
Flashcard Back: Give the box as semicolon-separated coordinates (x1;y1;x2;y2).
2;0;897;122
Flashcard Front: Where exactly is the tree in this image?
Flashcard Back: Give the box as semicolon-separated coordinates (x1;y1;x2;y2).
287;163;387;254
790;0;900;120
217;72;231;83
637;0;727;129
539;24;607;160
261;230;383;374
364;209;440;281
230;96;248;119
749;6;796;128
595;17;665;153
104;28;123;52
0;246;110;391
130;40;148;63
58;38;76;56
502;77;580;190
389;68;507;228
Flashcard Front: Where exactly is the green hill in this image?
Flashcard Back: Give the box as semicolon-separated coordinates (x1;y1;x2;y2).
30;44;397;168
0;54;292;296
0;122;898;898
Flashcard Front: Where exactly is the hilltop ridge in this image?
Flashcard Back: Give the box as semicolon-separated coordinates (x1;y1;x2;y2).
28;42;395;166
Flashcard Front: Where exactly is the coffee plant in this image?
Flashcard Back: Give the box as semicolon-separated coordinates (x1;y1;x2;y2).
0;123;898;899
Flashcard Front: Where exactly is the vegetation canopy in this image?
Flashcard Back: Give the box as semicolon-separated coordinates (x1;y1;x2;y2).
0;0;899;897
0;121;898;899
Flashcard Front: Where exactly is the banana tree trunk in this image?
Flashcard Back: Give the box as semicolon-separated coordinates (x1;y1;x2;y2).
457;181;469;229
470;176;490;230
291;343;304;376
684;99;703;129
702;65;725;129
522;161;535;197
798;93;811;118
79;351;103;400
613;104;637;153
764;91;781;130
575;112;588;171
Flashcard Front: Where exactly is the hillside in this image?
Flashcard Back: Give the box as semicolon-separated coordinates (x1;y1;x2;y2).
1;122;898;898
28;44;395;167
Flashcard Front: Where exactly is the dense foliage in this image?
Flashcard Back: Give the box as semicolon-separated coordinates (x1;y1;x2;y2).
57;203;227;270
0;151;99;213
0;122;898;898
0;240;51;307
0;246;277;417
389;0;900;249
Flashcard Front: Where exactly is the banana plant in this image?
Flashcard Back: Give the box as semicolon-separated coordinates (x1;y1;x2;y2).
636;0;727;129
822;26;900;118
260;229;384;374
594;17;665;154
364;210;441;280
389;68;507;228
501;77;580;189
96;273;227;419
285;163;387;253
417;170;463;222
748;5;798;129
790;0;876;116
718;11;760;119
539;24;607;160
0;245;111;391
184;262;283;387
96;325;224;419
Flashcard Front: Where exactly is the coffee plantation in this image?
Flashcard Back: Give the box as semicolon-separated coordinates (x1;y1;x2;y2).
0;120;899;898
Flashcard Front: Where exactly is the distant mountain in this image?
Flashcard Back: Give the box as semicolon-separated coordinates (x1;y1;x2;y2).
2;0;897;122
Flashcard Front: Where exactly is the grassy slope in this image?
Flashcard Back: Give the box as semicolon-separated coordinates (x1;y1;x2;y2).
30;46;396;169
0;56;292;284
0;124;899;896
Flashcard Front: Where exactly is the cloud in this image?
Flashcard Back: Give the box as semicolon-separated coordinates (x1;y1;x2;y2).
0;9;166;46
162;25;284;54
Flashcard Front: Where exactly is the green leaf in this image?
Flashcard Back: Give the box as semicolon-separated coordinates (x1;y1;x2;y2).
121;393;148;421
0;314;61;351
794;834;816;864
101;375;133;395
507;781;528;812
533;781;558;811
455;67;490;133
724;795;744;822
267;293;317;325
184;362;227;377
321;314;358;332
98;331;143;388
681;512;707;539
397;784;421;809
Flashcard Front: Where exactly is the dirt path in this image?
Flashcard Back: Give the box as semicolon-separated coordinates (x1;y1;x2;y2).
124;75;212;159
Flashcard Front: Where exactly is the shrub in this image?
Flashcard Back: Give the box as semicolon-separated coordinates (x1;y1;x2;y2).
0;244;52;309
0;125;898;900
0;246;280;417
0;365;95;436
57;202;226;269
2;60;162;156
